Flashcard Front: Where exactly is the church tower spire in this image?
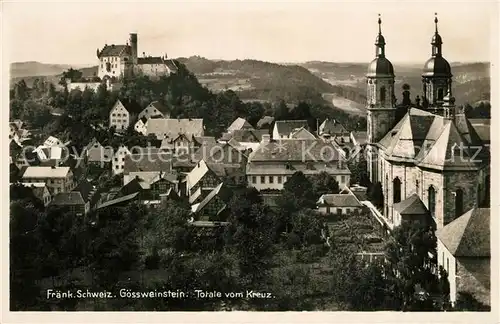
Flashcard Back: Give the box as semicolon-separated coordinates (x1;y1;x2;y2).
422;13;453;112
366;14;396;184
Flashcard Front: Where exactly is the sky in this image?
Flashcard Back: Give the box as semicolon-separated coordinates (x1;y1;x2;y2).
2;0;496;65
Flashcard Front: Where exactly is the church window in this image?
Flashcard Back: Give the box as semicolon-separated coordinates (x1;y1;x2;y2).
380;87;386;105
393;177;401;204
437;88;444;101
416;179;420;194
428;186;436;219
455;188;464;218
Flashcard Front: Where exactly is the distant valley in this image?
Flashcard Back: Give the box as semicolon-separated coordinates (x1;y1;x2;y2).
10;58;490;116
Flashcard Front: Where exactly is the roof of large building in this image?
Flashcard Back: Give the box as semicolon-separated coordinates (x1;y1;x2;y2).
51;192;86;206
317;193;363;208
146;118;204;139
393;194;429;215
250;139;343;162
22;166;71;178
274;120;309;137
138;56;163;65
98;44;131;57
123;152;173;174
378;108;488;171
437;208;490;257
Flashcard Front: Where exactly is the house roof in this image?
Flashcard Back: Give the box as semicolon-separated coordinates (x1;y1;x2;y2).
97;192;139;210
43;136;62;147
98;44;130;57
118;99;143;115
22;166;70;179
220;129;268;143
274;120;309;136
146;118;204;139
227;117;254;133
437;208;490;257
250;139;343;162
147;101;170;116
138;56;164;65
87;143;113;162
192;183;232;214
470;124;490;143
186;160;212;188
393;194;429;215
317;193;363;207
51;192;86;206
378;108;488;171
246;162;350;176
319;119;349;135
123;152;173;174
193;136;217;146
73;179;94;203
257;116;274;129
290;127;316;139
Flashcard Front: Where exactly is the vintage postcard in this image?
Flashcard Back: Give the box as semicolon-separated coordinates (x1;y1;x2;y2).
2;0;498;323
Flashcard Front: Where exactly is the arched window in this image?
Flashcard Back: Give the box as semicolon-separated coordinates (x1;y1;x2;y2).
393;177;401;204
437;88;444;101
380;86;386;105
428;186;436;219
455;189;464;218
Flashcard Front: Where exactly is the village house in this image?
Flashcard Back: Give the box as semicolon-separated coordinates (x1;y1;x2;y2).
112;145;131;175
21;182;52;207
318;118;350;142
142;118;204;154
218;129;268;152
290;126;316;140
272;120;309;139
226;117;254;133
96;192;140;211
122;151;174;185
246;136;351;191
109;99;143;131
119;171;179;205
186;160;224;204
134;101;171;134
22;166;74;195
84;139;113;167
436;208;490;306
50;191;89;216
392;193;433;228
316;192;363;216
191;183;232;221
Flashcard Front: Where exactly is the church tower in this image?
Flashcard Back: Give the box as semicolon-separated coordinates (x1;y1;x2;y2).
366;15;396;183
422;13;453;114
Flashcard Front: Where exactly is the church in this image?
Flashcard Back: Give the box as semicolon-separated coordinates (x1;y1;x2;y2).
365;15;490;230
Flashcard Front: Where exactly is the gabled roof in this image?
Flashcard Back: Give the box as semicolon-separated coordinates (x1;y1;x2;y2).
87;143;113;163
192;183;232;214
138;56;164;65
22;166;70;179
274;120;309;136
97;192;139;210
351;131;368;145
319;118;349;135
437;208;490;257
164;59;178;73
51;192;86;206
146;101;170;116
317;193;363;207
393;194;429;215
123;152;173;174
146;118;204;139
98;44;130;57
115;99;143;115
250;139;343;162
290;127;316;139
186;160;212;188
227;117;254;133
257;116;274;129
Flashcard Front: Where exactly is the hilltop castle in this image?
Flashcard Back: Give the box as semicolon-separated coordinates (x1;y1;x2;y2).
96;33;178;80
365;14;490;230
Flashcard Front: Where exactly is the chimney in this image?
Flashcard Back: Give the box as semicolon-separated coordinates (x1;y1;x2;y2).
261;134;270;144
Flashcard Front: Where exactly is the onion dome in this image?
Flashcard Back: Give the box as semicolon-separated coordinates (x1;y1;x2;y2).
423;13;452;77
367;14;395;77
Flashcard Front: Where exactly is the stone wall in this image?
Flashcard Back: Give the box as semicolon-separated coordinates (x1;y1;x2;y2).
443;170;481;225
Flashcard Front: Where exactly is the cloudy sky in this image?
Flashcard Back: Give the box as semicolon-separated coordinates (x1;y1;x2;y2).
3;0;495;65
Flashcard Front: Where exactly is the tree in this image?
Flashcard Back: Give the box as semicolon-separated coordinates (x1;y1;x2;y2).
310;171;340;196
60;68;83;85
273;99;289;120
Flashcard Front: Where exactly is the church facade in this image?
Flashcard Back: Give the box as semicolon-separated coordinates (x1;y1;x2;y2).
365;15;490;230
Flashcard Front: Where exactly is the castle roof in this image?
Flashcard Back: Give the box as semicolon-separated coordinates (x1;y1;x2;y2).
98;44;131;57
138;56;164;65
378;108;488;171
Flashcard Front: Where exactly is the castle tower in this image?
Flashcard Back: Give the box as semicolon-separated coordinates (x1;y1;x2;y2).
366;15;396;183
129;33;138;65
422;13;453;113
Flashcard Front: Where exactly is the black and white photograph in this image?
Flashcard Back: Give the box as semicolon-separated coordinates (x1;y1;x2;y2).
2;0;497;321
